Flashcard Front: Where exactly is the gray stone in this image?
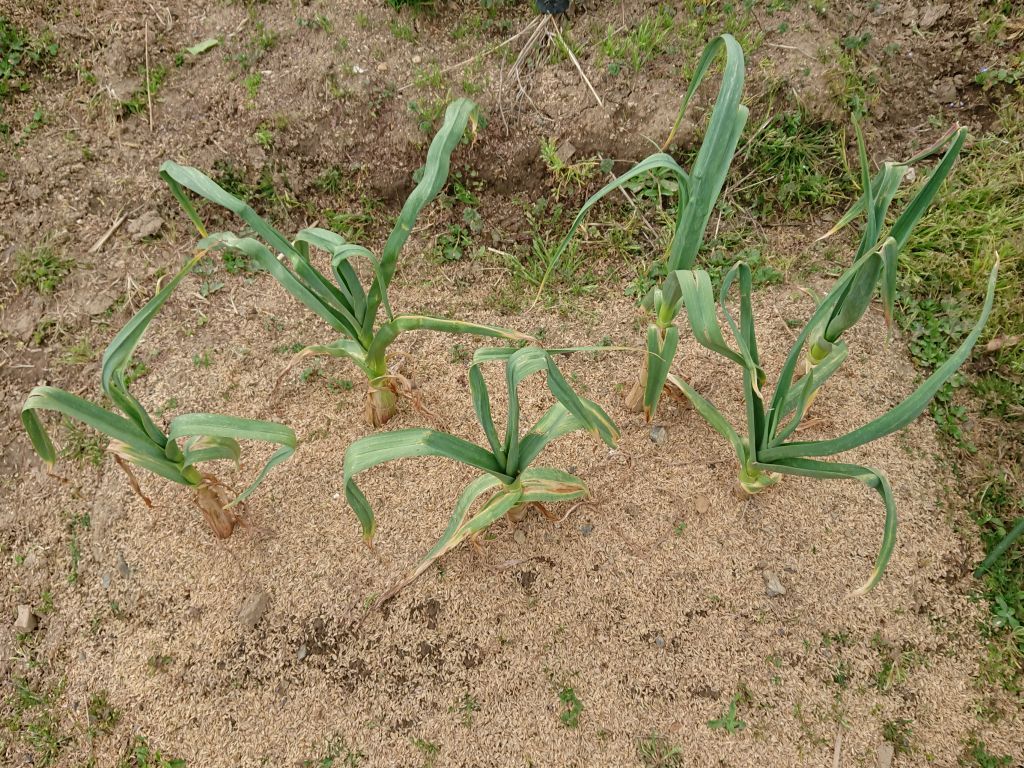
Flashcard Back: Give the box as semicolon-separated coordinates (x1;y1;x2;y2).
513;529;527;545
763;570;786;597
580;523;594;537
126;211;164;241
116;553;130;579
238;592;270;630
933;77;957;103
649;425;668;445
14;605;37;632
919;3;949;30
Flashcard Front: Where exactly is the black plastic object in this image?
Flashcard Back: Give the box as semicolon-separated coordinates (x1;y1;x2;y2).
536;0;569;13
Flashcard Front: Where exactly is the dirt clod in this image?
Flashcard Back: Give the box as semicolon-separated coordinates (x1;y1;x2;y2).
763;571;787;598
126;211;164;241
876;742;895;768
238;592;270;631
14;605;37;632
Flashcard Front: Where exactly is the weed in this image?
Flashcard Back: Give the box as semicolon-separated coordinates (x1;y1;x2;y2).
540;138;598;196
600;6;675;73
301;734;365;767
449;694;479;726
2;677;69;766
707;693;746;734
963;738;1014;767
60;338;97;366
244;71;261;102
0;17;58;120
411;738;439;767
558;686;583;728
87;691;121;737
735;109;851;217
882;717;913;755
13;243;74;294
121;65;168;115
119;736;185;767
67;512;89;583
636;733;683;767
59;419;107;466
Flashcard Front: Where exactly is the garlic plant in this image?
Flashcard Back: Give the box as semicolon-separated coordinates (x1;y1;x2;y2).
536;34;748;420
343;346;619;601
161;99;531;427
22;258;296;537
668;253;998;594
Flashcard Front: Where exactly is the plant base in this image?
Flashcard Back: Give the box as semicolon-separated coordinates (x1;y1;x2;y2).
365;385;399;427
194;478;236;538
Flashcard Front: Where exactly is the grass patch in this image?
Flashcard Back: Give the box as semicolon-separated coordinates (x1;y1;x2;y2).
734;108;852;218
899;110;1024;688
13;243;74;295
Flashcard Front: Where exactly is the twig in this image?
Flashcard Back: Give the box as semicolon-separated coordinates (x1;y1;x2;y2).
88;210;130;254
553;22;602;108
832;725;842;768
143;21;153;132
398;26;534;92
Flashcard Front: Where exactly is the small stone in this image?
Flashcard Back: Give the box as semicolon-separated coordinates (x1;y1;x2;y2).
919;3;949;30
693;495;710;515
116;553;130;578
14;605;37;632
933;77;957;103
649;425;668;445
376;62;388;72
296;643;308;662
126;210;164;241
580;523;594;537
654;635;665;648
763;570;786;597
238;591;270;630
555;140;576;165
876;742;895;768
411;54;422;64
513;529;527;545
101;574;111;589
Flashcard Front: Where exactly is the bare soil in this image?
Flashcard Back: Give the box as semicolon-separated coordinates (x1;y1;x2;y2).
2;1;1021;766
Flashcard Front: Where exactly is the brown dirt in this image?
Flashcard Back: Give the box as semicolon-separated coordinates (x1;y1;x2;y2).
2;1;1022;766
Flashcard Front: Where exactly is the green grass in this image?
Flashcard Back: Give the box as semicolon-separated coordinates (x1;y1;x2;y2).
1;678;69;767
637;733;683;767
734;108;852;217
121;64;168;115
118;736;185;767
301;734;365;767
557;686;583;728
897;113;1024;687
13;243;74;294
0;16;57;134
600;5;675;73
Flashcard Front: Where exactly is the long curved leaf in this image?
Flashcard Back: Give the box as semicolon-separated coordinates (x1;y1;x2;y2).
343;428;513;543
168;413;297;506
758;457;896;596
365;98;479;327
760;260;998;462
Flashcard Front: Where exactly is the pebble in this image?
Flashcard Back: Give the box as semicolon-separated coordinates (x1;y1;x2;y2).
513;529;527;545
580;523;594;537
296;643;308;662
116;552;130;578
763;570;786;597
693;495;710;515
238;592;270;630
376;62;388;72
876;742;895;768
649;425;668;445
411;55;421;64
15;605;37;632
126;211;164;241
654;635;665;648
